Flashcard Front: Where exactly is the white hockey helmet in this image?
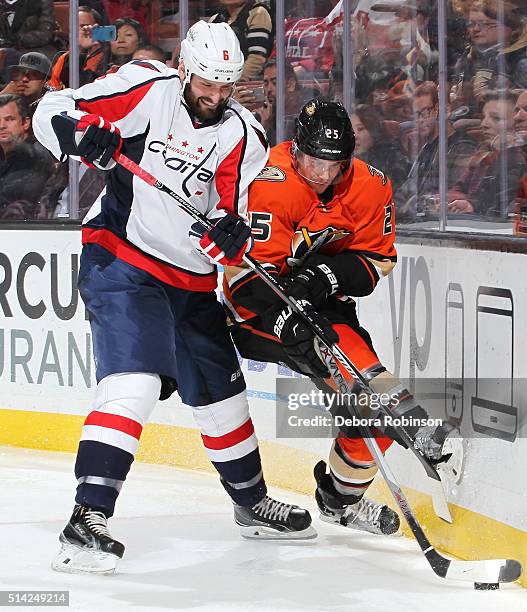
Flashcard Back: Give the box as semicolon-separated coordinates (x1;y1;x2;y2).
179;21;244;87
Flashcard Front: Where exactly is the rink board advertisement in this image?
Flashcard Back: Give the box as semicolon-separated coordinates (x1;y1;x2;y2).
1;228;526;584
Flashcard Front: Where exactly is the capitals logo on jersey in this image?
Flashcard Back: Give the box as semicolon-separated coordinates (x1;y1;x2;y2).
148;139;215;197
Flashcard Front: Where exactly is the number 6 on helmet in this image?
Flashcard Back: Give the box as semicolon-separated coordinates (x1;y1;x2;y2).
179;21;244;87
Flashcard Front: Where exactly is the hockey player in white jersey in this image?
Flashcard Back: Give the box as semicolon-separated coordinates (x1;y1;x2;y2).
33;21;315;575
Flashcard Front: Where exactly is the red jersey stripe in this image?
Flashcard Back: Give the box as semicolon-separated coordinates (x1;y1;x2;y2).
84;410;143;439
215;137;244;215
130;60;161;71
78;80;157;124
201;418;255;450
82;227;217;291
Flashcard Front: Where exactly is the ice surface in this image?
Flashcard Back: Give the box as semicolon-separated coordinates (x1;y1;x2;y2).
1;446;525;612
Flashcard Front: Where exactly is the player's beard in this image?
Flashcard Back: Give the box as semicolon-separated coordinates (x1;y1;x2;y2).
184;85;230;123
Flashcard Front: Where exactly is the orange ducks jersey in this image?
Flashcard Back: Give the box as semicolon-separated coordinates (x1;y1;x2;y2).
224;141;397;322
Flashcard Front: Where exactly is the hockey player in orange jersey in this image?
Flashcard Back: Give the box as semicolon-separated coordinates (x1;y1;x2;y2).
224;99;455;535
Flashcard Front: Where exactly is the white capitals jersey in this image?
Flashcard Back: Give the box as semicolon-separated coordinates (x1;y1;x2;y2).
33;60;269;292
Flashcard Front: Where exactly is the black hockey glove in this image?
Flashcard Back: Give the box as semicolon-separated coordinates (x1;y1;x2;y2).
288;261;339;308
193;213;253;266
51;112;122;170
263;301;339;378
288;252;383;307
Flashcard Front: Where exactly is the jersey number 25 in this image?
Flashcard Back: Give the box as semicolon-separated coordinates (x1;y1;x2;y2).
249;211;273;242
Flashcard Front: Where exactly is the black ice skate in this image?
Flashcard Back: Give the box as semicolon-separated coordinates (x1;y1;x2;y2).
314;461;400;536
234;495;317;540
51;504;125;574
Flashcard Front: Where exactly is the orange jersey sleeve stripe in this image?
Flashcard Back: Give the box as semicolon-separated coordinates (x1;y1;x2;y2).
229;272;260;295
240;323;281;343
355;254;377;287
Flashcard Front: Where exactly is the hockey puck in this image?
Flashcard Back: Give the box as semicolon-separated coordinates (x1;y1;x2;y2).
474;582;500;590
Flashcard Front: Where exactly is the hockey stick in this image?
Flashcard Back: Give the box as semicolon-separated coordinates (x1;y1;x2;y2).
292;239;454;523
115;151;451;521
114;154;378;391
45;113;455;515
114;152;522;584
320;348;454;524
316;341;521;584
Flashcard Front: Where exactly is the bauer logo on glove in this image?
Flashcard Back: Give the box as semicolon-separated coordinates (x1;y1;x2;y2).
263;301;339;378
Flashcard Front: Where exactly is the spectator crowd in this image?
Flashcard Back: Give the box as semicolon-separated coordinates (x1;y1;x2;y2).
0;0;526;230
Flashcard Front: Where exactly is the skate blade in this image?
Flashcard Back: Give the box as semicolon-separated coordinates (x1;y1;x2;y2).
239;524;317;540
51;541;119;575
318;513;402;536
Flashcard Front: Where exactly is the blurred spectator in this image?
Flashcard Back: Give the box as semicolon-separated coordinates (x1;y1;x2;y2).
403;0;437;84
254;59;319;146
0;0;57;56
101;0;150;30
353;1;431;103
367;0;438;87
448;90;525;216
512;88;527;232
451;0;527;110
352;103;410;196
109;17;147;68
0;52;50;105
39;161;105;219
48;6;110;90
384;80;414;122
354;51;400;106
285;0;336;79
0;94;53;218
0;199;36;219
209;1;273;81
326;8;356;104
132;43;166;62
448;0;472;68
81;1;109;24
397;81;478;219
514;87;527;137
